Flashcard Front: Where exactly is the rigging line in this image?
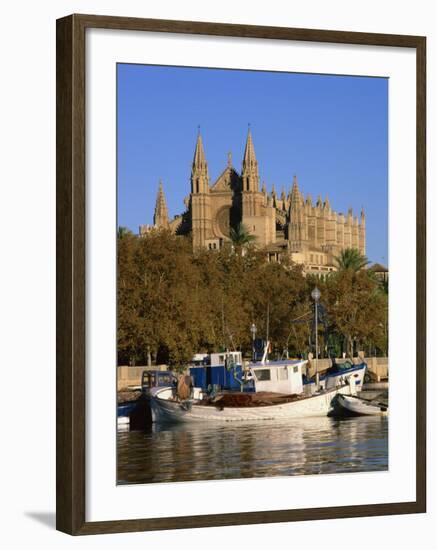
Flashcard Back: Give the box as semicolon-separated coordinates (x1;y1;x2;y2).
290;310;312;322
285;310;312;347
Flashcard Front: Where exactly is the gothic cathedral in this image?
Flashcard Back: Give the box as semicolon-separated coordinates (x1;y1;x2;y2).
139;130;366;275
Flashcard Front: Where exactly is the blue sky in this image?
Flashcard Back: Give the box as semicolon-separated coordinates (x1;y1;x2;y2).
117;64;388;265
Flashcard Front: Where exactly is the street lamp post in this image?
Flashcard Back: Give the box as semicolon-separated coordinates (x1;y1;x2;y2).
311;287;321;390
250;323;257;362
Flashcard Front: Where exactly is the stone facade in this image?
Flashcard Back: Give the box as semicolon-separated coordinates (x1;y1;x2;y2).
139;130;366;275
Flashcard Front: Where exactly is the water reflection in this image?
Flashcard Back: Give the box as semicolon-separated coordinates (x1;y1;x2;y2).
117;417;388;485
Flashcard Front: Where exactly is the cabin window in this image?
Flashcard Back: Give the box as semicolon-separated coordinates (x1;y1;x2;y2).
159;373;173;385
278;368;288;380
255;369;271;381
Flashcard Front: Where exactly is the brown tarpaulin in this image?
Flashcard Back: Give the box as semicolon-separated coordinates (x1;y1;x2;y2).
208;391;299;408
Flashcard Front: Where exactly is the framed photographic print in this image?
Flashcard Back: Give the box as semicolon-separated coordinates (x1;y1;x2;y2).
56;14;426;535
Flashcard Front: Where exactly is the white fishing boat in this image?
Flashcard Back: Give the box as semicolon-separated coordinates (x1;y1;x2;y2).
331;394;388;417
148;350;362;423
149;383;356;423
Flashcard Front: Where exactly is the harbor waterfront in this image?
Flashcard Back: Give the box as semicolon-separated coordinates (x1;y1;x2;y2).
116;67;389;486
117;415;388;485
117;358;388;391
117;355;389;484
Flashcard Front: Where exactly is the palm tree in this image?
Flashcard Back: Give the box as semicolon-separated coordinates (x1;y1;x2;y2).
334;248;369;272
229;223;256;254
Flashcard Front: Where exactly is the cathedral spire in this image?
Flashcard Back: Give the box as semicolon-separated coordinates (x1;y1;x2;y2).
191;130;209;193
290;175;301;203
242;127;259;192
153;179;169;228
243;127;256;166
192;131;208;173
289;175;305;248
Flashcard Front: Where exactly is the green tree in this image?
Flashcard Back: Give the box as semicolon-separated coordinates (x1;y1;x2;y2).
334;247;369;271
323;269;388;358
117;230;388;367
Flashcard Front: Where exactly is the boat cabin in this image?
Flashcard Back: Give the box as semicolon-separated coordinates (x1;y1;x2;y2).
210;351;243;368
141;370;175;393
190;351;248;392
249;361;305;395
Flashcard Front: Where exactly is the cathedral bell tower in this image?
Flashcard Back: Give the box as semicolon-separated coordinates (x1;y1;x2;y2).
190;130;212;249
241;128;259;194
288;175;307;251
241;128;272;244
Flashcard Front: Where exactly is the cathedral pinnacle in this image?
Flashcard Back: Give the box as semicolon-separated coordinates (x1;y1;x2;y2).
242;127;259;192
191;130;209;193
153;179;169;228
291;175;301;203
193;131;208;172
243;127;257;169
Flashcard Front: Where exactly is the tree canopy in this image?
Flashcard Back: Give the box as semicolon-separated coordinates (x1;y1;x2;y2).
118;231;388;367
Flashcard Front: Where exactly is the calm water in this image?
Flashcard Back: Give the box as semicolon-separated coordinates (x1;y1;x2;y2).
117;416;388;485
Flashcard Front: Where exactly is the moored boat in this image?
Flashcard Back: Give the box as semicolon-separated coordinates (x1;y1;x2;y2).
149;382;356;423
147;349;364;423
304;360;367;393
329;394;388;417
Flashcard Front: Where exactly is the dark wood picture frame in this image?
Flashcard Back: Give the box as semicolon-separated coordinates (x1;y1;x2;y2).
56;13;426;536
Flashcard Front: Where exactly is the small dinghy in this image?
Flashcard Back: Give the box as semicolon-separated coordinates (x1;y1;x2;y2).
331;394;388;417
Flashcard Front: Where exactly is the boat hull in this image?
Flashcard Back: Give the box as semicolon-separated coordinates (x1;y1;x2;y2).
150;385;353;424
330;394;388;417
